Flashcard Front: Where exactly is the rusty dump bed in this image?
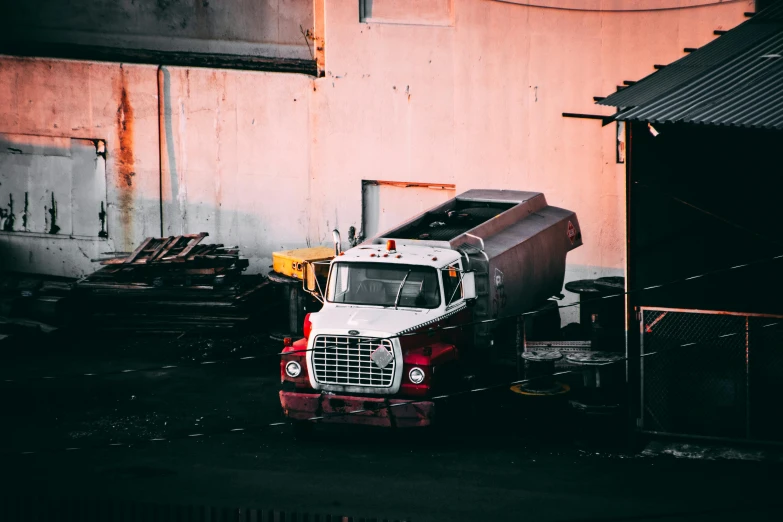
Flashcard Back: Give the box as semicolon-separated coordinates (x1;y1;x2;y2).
368;189;583;320
369;189;581;252
386;200;516;242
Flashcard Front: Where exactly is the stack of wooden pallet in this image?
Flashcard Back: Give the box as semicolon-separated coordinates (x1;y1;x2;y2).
74;233;273;333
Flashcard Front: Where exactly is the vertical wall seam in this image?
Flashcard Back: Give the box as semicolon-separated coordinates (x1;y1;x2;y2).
157;65;165;237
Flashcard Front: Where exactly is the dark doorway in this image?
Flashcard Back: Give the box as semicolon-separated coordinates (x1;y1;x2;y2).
627;121;783;315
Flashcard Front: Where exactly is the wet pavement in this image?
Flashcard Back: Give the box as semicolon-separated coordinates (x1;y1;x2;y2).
1;332;782;522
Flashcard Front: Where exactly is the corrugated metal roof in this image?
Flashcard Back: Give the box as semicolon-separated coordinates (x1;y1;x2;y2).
598;4;783;130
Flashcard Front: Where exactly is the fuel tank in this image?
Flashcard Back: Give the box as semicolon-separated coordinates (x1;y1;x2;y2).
367;189;582;322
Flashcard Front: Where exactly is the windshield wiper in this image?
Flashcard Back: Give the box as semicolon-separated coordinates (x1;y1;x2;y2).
394;269;412;310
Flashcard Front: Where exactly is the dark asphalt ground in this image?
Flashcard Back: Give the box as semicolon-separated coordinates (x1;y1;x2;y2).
1;332;782;522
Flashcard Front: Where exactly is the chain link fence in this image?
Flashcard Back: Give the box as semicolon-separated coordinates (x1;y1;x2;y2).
640;308;783;443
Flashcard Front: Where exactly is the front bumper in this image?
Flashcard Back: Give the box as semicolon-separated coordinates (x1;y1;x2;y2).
279;391;435;428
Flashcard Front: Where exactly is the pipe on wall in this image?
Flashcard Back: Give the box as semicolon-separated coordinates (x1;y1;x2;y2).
157;64;165;238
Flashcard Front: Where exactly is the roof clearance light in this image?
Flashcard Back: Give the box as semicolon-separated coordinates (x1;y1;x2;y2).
386;239;397;252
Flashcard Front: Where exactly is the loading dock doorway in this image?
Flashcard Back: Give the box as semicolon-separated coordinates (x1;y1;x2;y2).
361;181;455;241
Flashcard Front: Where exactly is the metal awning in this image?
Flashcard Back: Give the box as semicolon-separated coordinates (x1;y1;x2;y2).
598;4;783;130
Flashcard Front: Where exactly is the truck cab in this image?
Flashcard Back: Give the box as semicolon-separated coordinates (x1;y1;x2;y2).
280;241;476;427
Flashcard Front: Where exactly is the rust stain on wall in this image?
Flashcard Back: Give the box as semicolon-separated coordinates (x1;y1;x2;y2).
314;0;326;77
116;66;136;248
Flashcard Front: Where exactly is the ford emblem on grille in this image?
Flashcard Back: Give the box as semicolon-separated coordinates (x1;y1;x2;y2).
348;330;359;335
370;345;393;369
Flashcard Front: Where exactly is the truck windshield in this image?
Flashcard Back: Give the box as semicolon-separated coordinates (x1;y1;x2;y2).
326;262;441;308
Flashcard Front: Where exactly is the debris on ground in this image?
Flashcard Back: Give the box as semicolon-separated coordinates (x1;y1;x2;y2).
72;233;275;333
176;332;280;362
69;412;169;442
641;441;781;462
0;273;70;344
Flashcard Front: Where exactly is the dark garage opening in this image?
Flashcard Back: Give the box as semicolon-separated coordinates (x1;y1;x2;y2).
628;120;783;315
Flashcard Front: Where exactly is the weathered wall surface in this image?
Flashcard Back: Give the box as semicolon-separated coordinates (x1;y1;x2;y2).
0;58;313;276
311;0;750;320
0;0;750;302
1;0;314;61
0;58;160;277
159;67;313;273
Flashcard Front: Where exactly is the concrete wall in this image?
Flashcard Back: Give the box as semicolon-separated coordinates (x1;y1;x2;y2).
0;58;314;276
0;59;161;277
0;0;750;306
1;0;314;61
159;67;313;273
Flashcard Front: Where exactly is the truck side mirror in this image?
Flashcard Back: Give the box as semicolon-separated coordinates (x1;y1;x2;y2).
462;271;477;301
305;263;317;293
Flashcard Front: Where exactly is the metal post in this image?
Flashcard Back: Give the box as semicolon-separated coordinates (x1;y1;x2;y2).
625;122;642;449
515;316;524;379
639;308;645;432
746;315;750;439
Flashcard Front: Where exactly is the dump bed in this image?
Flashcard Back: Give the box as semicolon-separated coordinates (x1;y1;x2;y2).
368;189;582;320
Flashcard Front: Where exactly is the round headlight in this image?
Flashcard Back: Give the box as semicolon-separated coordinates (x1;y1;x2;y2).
408;367;425;384
285;361;302;378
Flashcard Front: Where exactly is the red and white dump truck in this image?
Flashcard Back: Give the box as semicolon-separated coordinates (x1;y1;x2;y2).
279;189;582;427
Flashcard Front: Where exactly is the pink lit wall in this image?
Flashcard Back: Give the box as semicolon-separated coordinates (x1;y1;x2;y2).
0;0;750;294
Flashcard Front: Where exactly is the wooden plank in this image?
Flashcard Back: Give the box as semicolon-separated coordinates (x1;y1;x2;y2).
177;233;209;259
198;245;220;255
74;282;155;290
182;268;221;275
130;237;170;264
125;300;236;308
123;237;154;264
155;236;187;262
0;317;58;334
146;236;176;263
100;258;129;265
39;281;74;292
234;279;271;301
184;245;207;261
186;244;218;261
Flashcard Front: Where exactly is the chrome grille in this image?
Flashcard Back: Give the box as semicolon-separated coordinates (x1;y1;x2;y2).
312;336;395;387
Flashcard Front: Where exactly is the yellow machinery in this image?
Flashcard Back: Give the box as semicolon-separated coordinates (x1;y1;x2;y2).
272;246;334;298
270;247;334;335
272;246;334;284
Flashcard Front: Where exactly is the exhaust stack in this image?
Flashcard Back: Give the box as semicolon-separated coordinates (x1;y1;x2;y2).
332;229;342;256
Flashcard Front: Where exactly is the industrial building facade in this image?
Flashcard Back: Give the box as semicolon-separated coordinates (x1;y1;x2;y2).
0;0;749;321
